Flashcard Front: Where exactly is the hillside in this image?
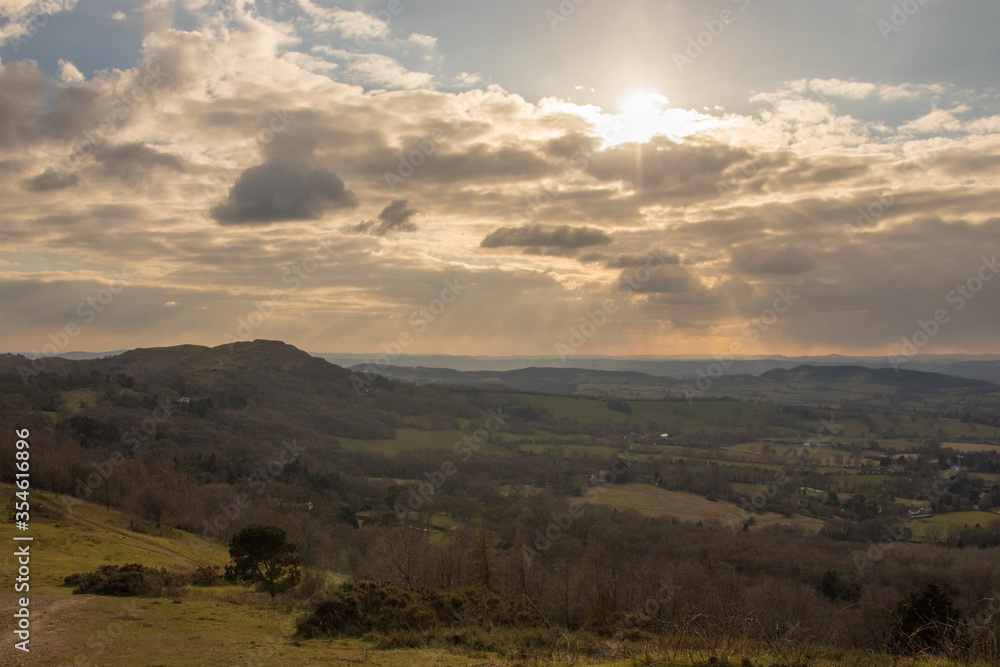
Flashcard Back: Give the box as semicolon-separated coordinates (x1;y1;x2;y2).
358;361;1000;408
3;341;1000;665
0;485;488;666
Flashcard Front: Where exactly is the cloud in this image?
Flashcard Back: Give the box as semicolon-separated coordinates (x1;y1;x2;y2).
315;49;433;89
730;245;817;275
480;224;612;250
585;138;751;202
352;199;419;236
408;33;438;49
604;251;680;269
900;109;963;135
22;168;79;192
57;60;85;84
3;0;1000;356
211;162;359;225
298;2;389;39
616;264;700;294
93;142;185;184
0;0;78;45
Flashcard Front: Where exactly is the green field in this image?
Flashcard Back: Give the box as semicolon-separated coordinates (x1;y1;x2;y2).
910;510;1000;539
585;484;826;532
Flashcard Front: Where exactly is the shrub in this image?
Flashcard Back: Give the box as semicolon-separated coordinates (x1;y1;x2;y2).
64;564;180;597
297;581;543;639
190;565;223;587
606;399;632;415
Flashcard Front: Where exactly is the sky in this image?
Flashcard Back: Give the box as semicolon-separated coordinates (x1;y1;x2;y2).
1;0;999;359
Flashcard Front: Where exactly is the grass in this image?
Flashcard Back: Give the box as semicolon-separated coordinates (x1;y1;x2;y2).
15;589;488;666
520;394;634;424
585;484;825;532
1;485;230;593
2;485;993;666
910;510;1000;539
335;427;510;456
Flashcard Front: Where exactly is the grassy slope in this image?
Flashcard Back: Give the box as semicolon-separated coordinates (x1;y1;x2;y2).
0;490;985;665
0;485;497;666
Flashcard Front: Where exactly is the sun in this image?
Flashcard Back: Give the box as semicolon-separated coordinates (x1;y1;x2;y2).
600;92;718;146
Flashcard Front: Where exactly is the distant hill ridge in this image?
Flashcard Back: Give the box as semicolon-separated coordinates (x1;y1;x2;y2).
354;360;1000;399
3;341;997;404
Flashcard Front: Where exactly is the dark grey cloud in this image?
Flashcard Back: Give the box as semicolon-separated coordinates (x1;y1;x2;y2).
0;61;161;151
93;142;186;184
616;264;700;294
544;132;600;159
605;250;680;269
22;168;79;192
730;245;816;275
352;199;419;236
211;161;359;225
762;156;871;193
0;62;47;148
480;224;612;249
585;138;750;202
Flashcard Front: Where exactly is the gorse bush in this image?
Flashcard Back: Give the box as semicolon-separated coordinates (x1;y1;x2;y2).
64;564;181;597
297;581;543;638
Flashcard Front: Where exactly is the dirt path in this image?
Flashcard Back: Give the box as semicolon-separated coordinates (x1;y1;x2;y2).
71;513;203;568
36;491;205;569
0;593;91;665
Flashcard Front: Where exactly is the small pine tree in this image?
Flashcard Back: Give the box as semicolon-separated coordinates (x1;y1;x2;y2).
224;524;301;597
